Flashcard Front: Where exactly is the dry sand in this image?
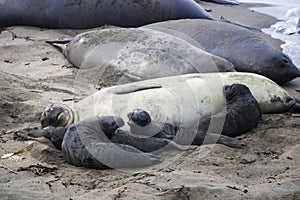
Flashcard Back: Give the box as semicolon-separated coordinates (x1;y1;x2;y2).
0;2;300;200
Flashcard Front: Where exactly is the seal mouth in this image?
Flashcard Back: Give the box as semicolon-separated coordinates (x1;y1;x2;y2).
127;112;136;126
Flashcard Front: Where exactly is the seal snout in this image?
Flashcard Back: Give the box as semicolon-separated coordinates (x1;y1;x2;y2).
127;109;151;127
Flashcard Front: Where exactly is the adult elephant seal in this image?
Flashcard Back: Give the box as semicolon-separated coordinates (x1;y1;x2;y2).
145;19;300;84
41;73;295;131
0;0;212;29
43;116;163;169
47;27;235;84
128;84;261;141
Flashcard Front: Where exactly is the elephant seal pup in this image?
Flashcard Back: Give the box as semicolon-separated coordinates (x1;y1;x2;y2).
44;116;164;169
128;84;261;139
40;73;295;132
47;27;235;84
0;0;212;29
127;108;245;148
197;84;261;137
145;19;300;84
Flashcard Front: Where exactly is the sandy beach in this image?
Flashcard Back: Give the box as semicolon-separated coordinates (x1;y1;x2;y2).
0;2;300;200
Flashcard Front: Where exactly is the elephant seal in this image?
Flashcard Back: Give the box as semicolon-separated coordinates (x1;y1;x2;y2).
47;27;235;84
44;116;164;169
127;108;245;149
144;19;300;84
41;73;295;132
0;0;257;30
43;115;198;169
0;0;212;29
128;84;261;139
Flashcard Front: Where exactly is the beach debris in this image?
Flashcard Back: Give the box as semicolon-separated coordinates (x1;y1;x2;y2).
227;185;248;193
260;146;279;159
5;29;34;41
239;158;256;164
3;60;13;63
17;164;58;175
114;187;128;200
0;164;17;174
41;57;49;61
1;148;26;159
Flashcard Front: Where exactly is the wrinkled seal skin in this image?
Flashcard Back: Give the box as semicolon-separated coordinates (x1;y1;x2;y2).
44;116;164;169
0;0;211;29
47;27;235;83
145;19;300;84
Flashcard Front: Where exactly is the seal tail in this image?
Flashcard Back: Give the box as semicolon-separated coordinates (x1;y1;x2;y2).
46;38;72;53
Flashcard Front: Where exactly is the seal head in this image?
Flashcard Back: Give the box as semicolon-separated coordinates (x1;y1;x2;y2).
41;104;74;128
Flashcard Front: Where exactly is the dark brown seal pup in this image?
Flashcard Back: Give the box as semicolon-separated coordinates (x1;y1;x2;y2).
197;84;262;137
43;116;165;169
43;115;196;169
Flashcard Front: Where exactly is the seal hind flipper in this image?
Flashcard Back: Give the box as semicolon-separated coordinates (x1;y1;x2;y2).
111;84;162;95
46;39;72;53
216;135;246;148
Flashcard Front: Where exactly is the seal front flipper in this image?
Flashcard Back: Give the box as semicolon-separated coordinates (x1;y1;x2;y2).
110;83;162;95
217;135;246;148
43;126;67;150
46;38;72;53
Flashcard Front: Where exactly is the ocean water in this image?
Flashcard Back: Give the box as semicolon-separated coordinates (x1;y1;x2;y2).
239;0;300;68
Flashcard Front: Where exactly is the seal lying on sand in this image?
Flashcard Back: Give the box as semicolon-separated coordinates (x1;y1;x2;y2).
43;114;206;168
145;19;300;84
43;114;244;169
0;0;256;30
43;116;163;169
47;27;235;84
0;0;212;29
128;84;261;144
41;73;295;132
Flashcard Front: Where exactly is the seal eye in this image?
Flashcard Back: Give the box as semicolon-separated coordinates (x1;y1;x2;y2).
283;59;289;64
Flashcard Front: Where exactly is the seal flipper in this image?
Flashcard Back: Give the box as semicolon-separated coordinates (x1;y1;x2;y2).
43;126;67;150
194;131;245;148
216;135;246;148
111;83;162;95
46;38;72;53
